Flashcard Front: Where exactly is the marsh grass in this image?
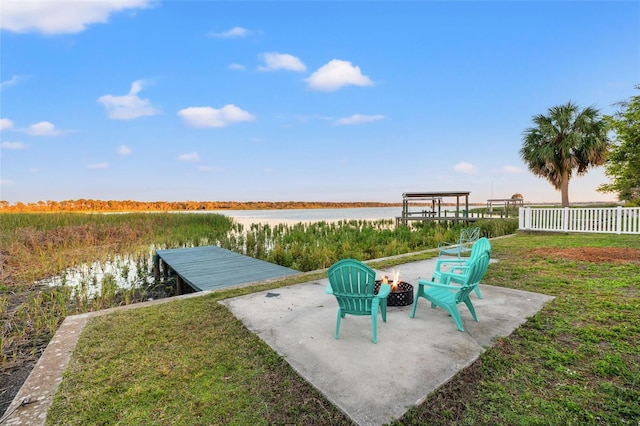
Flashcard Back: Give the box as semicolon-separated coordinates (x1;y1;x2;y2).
0;213;234;287
0;213;232;392
44;233;640;425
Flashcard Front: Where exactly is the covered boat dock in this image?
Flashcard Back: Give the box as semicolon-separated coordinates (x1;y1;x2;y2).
396;191;477;225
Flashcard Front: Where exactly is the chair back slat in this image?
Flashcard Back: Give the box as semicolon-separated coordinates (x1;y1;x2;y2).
459;227;481;250
327;259;377;315
469;237;491;260
454;251;490;304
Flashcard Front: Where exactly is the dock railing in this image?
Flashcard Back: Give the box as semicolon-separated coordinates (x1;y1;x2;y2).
519;206;640;235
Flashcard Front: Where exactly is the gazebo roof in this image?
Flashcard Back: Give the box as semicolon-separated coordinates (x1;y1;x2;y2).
402;191;470;199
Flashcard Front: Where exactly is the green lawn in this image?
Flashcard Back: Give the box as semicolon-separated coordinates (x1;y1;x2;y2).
47;233;640;425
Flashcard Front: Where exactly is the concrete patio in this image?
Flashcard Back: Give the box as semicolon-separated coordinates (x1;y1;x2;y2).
221;258;554;425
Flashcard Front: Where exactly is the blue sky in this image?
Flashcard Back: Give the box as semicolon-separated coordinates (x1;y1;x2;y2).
0;1;638;205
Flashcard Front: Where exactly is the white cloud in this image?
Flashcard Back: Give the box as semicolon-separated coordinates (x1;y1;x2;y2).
0;0;152;35
258;52;306;72
118;145;132;155
208;26;249;38
178;152;200;162
333;114;384;126
0;179;15;186
454;162;478;173
0;75;23;91
87;162;109;169
97;80;160;120
229;63;246;71
263;168;273;173
0;118;14;130
1;141;28;150
177;104;255;128
503;165;524;174
27;121;62;136
306;59;373;91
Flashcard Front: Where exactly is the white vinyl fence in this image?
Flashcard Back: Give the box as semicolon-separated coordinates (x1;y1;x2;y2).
519;206;640;235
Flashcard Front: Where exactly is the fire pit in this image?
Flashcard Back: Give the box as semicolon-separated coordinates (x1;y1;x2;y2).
374;280;414;307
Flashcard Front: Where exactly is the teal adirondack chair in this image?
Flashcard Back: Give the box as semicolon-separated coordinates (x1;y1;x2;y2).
437;226;481;258
432;237;491;299
326;259;391;343
410;251;490;331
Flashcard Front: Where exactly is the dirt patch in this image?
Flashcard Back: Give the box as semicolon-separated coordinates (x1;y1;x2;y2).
530;247;640;264
0;362;35;416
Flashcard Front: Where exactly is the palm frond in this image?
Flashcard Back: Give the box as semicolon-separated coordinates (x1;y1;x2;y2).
520;101;610;204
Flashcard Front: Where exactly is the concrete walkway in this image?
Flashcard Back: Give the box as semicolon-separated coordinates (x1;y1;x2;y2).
221;259;554;426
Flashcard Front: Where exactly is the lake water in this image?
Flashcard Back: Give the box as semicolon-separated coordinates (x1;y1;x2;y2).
198;206;466;227
202;207;405;226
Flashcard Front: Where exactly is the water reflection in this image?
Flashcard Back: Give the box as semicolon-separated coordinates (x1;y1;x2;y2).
39;246;178;302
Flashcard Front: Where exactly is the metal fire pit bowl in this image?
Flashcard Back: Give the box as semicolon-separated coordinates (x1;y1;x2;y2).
374;280;414;307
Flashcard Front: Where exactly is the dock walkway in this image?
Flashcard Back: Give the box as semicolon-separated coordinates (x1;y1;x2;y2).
154;245;299;293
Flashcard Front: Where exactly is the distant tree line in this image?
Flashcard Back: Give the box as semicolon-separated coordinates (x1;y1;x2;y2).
0;199;402;213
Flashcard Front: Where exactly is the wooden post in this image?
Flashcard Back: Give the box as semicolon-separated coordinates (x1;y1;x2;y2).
402;196;407;219
162;260;169;279
153;254;160;281
401;195;408;226
465;194;469;219
176;275;184;295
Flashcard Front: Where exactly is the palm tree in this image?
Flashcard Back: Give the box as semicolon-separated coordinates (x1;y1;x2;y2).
520;102;609;207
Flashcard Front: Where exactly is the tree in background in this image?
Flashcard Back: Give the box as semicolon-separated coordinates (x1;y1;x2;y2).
520;102;609;207
598;86;640;205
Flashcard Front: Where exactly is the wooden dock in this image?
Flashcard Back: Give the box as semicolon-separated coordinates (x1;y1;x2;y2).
397;191;474;226
395;191;517;225
154;245;299;294
396;215;480;225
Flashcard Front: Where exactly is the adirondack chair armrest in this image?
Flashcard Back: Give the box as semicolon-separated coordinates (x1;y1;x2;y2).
436;271;468;285
448;266;470;276
434;258;467;272
437;241;457;249
444;264;472;274
326;283;391;298
376;284;391;298
435;258;466;267
417;279;462;291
